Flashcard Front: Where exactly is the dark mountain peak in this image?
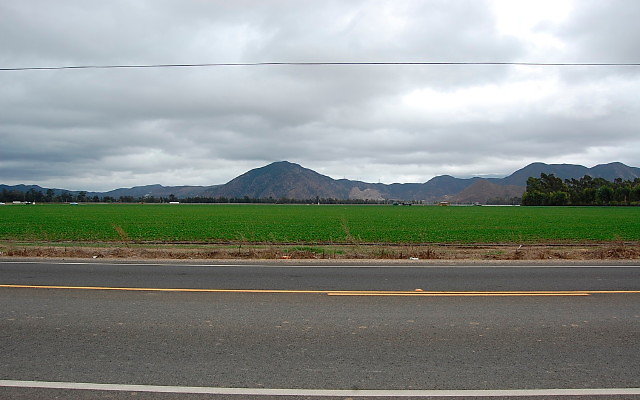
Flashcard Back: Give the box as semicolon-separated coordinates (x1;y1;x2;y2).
212;160;338;199
589;162;640;180
500;161;639;186
261;160;302;170
231;161;329;182
428;174;456;181
518;162;584;170
138;184;165;189
594;161;625;167
500;162;588;186
522;162;548;168
418;175;478;198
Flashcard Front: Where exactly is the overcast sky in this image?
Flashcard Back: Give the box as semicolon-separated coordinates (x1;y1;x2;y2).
1;0;639;191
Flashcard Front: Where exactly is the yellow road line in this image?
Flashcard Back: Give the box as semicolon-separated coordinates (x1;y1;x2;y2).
576;290;640;294
330;290;589;294
327;292;590;296
1;284;639;296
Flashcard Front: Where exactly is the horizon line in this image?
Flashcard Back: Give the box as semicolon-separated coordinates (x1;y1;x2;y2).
0;160;636;193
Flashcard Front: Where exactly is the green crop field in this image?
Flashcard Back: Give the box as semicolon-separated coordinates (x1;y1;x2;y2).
0;204;638;244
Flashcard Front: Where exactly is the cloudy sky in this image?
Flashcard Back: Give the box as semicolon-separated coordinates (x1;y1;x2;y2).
1;0;639;191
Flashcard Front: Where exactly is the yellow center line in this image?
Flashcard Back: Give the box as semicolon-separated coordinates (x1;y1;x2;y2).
577;290;640;294
1;284;640;296
328;292;590;296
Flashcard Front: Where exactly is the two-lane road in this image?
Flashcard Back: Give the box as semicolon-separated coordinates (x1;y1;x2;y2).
1;260;639;399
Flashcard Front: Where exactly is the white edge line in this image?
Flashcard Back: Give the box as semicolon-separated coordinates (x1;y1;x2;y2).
1;261;639;268
1;380;640;397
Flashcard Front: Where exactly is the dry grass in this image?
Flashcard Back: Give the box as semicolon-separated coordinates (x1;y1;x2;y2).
1;241;638;261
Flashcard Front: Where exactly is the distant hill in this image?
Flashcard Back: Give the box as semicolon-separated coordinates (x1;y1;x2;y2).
2;161;638;203
452;179;525;204
0;184;70;196
199;162;484;202
589;162;640;181
498;162;640;186
98;184;214;199
203;161;350;199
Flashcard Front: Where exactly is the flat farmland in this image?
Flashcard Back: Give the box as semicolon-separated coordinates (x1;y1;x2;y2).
0;204;639;244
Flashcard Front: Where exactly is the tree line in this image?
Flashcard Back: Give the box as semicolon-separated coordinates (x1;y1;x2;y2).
1;188;86;203
522;173;640;206
0;188;392;205
0;188;172;203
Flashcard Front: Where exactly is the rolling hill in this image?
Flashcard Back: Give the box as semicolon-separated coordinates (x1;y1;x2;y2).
2;161;639;203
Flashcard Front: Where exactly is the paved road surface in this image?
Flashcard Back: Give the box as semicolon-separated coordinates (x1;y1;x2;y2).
1;260;639;399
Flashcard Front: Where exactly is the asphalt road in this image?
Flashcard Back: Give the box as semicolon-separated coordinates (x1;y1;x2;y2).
1;260;639;399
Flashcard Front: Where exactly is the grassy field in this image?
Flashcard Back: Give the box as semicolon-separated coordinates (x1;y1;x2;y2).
0;203;638;244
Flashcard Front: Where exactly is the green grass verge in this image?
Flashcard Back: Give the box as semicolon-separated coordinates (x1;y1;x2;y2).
0;203;638;244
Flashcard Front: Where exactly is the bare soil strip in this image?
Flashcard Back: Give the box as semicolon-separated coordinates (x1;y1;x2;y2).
1;241;638;261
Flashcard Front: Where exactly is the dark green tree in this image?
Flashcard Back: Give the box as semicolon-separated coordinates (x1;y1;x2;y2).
630;185;640;202
45;189;55;202
595;186;613;205
550;191;569;206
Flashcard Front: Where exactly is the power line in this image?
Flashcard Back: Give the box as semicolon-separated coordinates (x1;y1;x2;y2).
2;61;640;71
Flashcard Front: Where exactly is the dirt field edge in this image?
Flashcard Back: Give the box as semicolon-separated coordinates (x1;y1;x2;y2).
1;241;639;262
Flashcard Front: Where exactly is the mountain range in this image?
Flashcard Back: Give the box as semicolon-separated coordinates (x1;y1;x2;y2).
2;161;639;204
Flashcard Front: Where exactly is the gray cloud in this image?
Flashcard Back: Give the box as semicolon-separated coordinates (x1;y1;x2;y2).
1;0;639;191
